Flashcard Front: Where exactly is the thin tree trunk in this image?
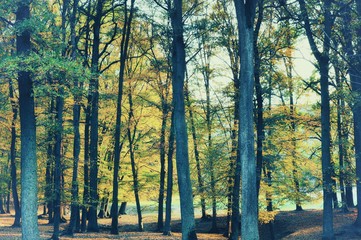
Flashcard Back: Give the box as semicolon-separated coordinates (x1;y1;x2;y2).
157;107;168;232
185;77;206;220
163;112;175;236
340;0;355;209
52;0;68;237
67;0;81;234
16;0;40;238
127;89;143;232
286;57;303;211
111;0;135;234
81;94;91;232
227;80;239;239
46;98;55;224
51;86;65;240
81;0;92;232
334;64;348;212
9;79;21;227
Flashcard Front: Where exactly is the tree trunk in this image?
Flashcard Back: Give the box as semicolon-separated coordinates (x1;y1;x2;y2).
298;0;334;238
170;0;198;238
119;202;127;215
157;107;168;231
163;112;175;236
353;0;361;227
16;0;40;238
111;0;135;234
185;77;206;220
233;1;259;239
227;80;239;239
46;99;55;224
334;64;348;212
87;0;103;232
81;94;91;232
81;0;92;232
127;89;144;232
51;87;65;240
9;79;21;227
67;0;81;235
52;0;68;238
0;198;5;214
287;58;303;211
340;0;355;209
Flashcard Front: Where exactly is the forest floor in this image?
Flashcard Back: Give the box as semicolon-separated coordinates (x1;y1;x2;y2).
0;208;360;239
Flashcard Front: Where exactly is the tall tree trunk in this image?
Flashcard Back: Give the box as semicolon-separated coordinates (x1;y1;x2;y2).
334;64;348;212
16;0;39;239
16;0;40;238
202;53;218;232
111;0;135;234
67;0;81;234
46;98;55;224
52;86;65;240
298;0;334;238
286;57;303;211
52;0;68;238
127;89;144;232
340;0;355;209
170;0;198;238
163;112;175;236
227;79;239;239
353;0;361;226
87;0;104;232
233;1;259;239
81;0;92;232
157;106;168;231
8;79;21;227
81;94;91;232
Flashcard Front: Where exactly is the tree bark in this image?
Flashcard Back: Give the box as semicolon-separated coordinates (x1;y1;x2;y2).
127;89;144;232
298;0;334;238
67;0;81;234
233;0;259;239
111;0;135;234
8;79;21;227
163;112;175;236
87;0;104;232
170;0;198;238
157;106;168;231
81;0;92;232
16;1;40;238
353;0;361;226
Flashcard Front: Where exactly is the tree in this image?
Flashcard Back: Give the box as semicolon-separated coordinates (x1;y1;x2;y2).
232;0;259;239
297;0;334;238
16;0;40;238
88;0;104;232
352;0;361;226
67;0;81;234
163;111;175;236
111;0;136;234
8;78;21;227
170;0;198;238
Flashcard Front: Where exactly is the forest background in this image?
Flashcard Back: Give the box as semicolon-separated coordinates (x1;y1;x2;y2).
0;0;361;239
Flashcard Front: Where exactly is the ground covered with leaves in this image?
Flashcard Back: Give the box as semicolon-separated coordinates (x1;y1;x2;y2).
0;208;360;239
